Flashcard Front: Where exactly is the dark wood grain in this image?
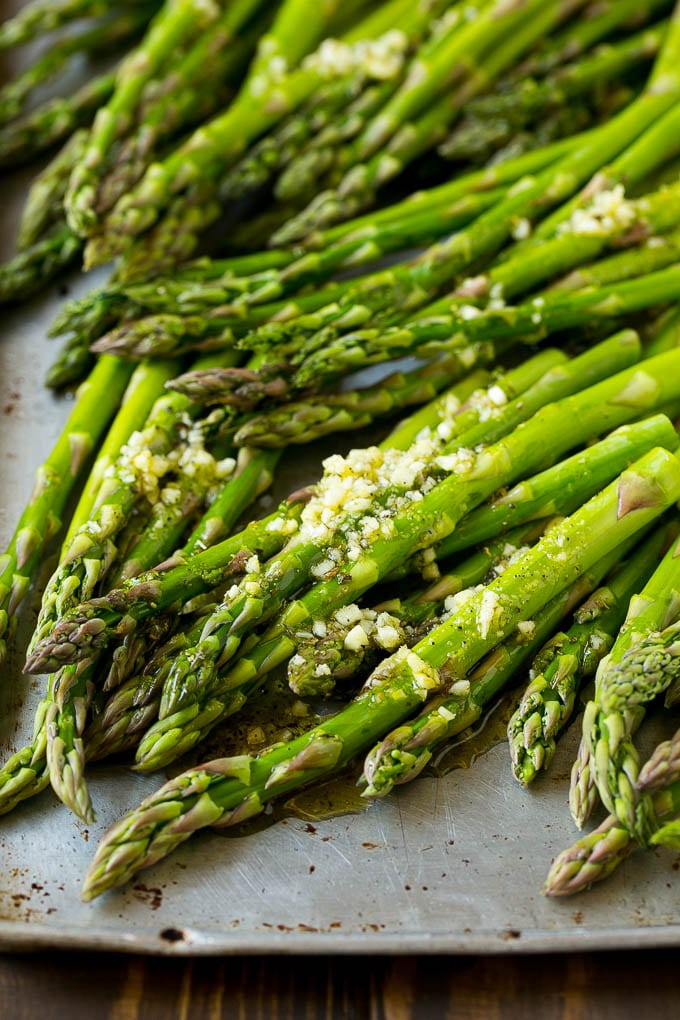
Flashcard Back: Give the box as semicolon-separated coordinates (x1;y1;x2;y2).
1;950;680;1019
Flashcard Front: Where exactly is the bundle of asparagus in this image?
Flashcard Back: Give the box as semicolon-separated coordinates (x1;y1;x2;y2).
0;0;164;305
3;0;680;909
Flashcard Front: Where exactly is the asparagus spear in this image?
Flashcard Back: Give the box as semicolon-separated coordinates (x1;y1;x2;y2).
270;0;463;200
543;804;664;897
56;272;351;372
232;356;494;449
515;93;680;253
363;537;640;799
508;523;671;786
0;73;113;171
49;444;284;820
18;131;87;250
47;132;582;343
92;0;269;218
84;186;508;363
438;99;608;168
288;519;553;698
353;0;584;162
65;0;225;238
638;725;680;794
550;229;680;293
0;226;82;306
273;0;626;242
433;418;680;562
266;78;403;206
545;728;680;897
81;444;680;899
0;0;146;49
0;357;133;667
165;257;678;407
45;332;95;391
108;0;583;269
448;177;680;306
284;265;680;392
25;351;240;661
570;531;680;835
82;487;307;759
516;0;672;78
205;170;679;333
82;0;380;259
277;7;680;258
0;8;154;126
84;448;298;761
440;20;665;154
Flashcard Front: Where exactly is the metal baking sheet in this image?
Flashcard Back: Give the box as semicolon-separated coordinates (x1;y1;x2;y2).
1;206;680;958
1;263;680;954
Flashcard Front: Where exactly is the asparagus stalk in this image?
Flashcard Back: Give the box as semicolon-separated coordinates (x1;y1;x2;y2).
545;733;680;897
269;78;404;206
441;20;665;146
448;178;680;307
49;445;283;819
543;807;661;898
65;0;225;238
516;0;673;78
45;332;94;391
0;72;114;171
437;99;610;168
276;8;680;274
81;444;680;898
273;0;647;242
18;131;87;250
275;0;676;242
0;226;81;306
0;358;178;813
25;351;239;661
0;0;145;49
550;229;680;293
0;357;133;667
508;522;671;786
0;359;182;811
363;538;639;799
91;0;269;219
236;187;504;309
288;519;553;698
232;356;494;449
638;726;680;794
354;0;583;161
517;91;680;251
87;273;387;360
570;531;680;835
270;0;464;199
85;442;295;753
83;0;391;260
0;8;154;126
82;488;306;765
230;170;680;330
45;414;281;818
47;132;583;345
284;265;680;392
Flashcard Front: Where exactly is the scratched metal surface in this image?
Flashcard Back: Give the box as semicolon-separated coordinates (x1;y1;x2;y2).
1;162;680;956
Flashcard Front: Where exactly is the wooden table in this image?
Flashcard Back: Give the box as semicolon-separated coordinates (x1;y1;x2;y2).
1;949;679;1017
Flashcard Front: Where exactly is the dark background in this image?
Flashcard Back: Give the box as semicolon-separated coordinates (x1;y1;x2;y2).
1;949;679;1017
